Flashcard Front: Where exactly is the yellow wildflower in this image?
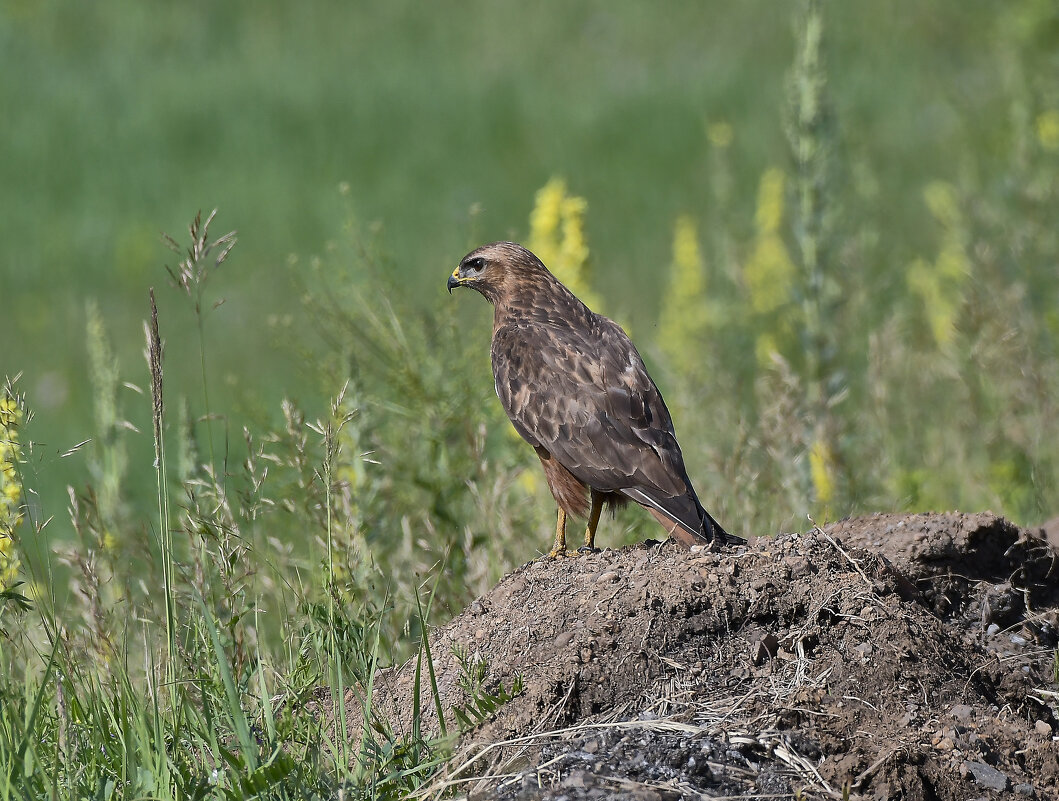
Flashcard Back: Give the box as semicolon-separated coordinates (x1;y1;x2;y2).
745;169;795;316
528;178;602;311
809;435;834;507
1037;109;1059;151
923;181;960;230
0;393;24;590
707;121;733;149
743;168;796;365
747;238;795;315
517;467;544;497
907;181;968;346
754;168;786;235
559;194;590;285
660;216;708;372
529;178;565;275
0;536;16;592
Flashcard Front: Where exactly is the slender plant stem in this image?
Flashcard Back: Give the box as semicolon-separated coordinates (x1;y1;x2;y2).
195;295;219;494
147;290;176;704
324;416;350;771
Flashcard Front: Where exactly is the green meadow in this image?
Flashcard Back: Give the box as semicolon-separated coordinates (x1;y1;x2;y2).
2;1;1058;797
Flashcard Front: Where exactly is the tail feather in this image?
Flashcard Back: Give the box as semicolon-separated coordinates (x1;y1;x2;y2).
622;487;744;547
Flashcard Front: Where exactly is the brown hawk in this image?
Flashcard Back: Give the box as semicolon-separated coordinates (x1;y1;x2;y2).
448;241;741;556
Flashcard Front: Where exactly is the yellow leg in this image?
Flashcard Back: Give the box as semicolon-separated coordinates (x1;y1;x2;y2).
548;507;568;558
582;492;603;551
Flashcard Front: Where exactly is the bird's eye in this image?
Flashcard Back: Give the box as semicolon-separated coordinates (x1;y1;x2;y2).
466;257;485;272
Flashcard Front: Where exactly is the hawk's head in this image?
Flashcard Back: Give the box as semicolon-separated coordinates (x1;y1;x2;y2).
447;242;549;305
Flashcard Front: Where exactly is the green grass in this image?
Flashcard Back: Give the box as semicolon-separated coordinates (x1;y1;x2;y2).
3;1;1059;797
0;228;465;797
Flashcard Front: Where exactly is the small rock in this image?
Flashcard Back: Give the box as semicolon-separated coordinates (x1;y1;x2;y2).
583;738;599;754
595;571;619;584
1034;719;1053;736
783;555;813;579
963;760;1009;792
1010;633;1029;646
560;770;588;789
553;631;576;649
935;737;954;751
1014;783;1035;796
949;704;974;723
986;623;1000;636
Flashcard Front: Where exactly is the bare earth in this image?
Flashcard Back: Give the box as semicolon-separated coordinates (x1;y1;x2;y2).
315;512;1059;799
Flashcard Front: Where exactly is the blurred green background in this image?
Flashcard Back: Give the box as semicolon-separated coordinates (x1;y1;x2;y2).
5;5;1059;794
4;0;1059;571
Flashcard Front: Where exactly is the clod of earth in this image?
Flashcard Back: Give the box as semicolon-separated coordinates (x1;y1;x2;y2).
307;512;1059;800
961;760;1008;792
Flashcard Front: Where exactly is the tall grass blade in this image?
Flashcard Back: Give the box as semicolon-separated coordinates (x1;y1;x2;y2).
8;637;58;792
192;590;257;772
145;288;176;695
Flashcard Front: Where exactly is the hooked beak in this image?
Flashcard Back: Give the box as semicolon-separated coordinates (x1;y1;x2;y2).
447;266;462;294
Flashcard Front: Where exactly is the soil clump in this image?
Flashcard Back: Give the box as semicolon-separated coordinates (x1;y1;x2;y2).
313;512;1059;799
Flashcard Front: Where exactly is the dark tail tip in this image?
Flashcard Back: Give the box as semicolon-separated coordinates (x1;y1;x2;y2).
704;513;746;547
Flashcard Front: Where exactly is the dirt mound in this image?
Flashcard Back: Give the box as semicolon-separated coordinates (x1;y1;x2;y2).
315;513;1059;799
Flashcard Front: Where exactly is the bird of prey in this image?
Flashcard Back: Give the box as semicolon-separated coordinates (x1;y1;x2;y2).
447;241;742;556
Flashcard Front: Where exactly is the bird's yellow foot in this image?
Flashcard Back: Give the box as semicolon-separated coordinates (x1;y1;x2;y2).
581;493;603;555
545;547;581;559
545;508;576;559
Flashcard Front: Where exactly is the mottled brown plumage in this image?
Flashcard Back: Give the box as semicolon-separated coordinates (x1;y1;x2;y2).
447;241;741;555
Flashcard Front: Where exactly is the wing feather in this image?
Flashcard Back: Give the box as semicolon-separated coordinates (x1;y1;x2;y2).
492;313;690;503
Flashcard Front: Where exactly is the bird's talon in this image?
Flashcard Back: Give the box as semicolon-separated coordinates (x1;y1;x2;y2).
577;545;601;554
546;548;580;559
